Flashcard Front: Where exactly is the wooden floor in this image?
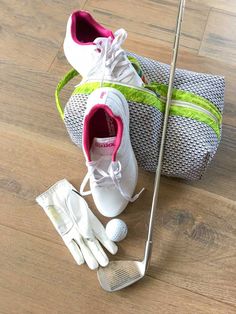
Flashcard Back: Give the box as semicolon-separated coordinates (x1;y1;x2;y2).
1;1;236;313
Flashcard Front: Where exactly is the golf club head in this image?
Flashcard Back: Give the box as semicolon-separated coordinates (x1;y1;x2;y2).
97;260;145;292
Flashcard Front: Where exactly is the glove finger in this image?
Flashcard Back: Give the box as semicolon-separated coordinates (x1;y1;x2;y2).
95;232;118;255
84;238;109;267
67;240;85;265
75;235;99;270
88;210;118;255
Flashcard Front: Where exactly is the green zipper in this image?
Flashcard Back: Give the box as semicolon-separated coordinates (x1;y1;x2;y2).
73;80;221;139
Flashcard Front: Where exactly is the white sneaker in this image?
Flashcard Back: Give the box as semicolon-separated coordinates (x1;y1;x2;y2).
63;10;144;87
80;87;143;217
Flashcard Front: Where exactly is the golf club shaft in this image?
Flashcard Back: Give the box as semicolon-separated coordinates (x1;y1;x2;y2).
143;0;185;270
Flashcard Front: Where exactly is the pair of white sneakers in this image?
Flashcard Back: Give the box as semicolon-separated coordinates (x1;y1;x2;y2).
64;11;144;217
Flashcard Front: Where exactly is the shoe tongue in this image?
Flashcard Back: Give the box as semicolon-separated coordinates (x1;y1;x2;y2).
91;137;116;157
93;35;143;87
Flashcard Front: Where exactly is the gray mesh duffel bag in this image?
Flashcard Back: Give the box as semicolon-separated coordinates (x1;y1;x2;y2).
55;52;225;180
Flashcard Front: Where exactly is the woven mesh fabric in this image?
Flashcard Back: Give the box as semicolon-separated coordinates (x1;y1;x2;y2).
64;53;224;180
64;93;86;146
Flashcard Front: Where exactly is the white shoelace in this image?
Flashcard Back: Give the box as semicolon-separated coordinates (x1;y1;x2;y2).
86;29;137;85
80;159;144;202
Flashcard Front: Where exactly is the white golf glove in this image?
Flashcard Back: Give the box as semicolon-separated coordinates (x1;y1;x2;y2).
36;179;118;270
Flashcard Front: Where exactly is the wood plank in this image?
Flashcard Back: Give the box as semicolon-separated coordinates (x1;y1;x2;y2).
83;0;209;52
0;123;87;244
188;124;236;199
0;64;70;141
192;0;236;13
0;0;87;70
149;178;236;306
199;9;236;65
0;224;235;314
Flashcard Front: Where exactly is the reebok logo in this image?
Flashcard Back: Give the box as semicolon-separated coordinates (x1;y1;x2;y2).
95;142;115;148
100;91;106;99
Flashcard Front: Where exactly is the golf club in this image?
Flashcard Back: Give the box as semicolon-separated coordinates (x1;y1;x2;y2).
97;0;186;292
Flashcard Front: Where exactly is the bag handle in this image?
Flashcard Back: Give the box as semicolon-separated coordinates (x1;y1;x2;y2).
55;68;79;120
54;56;144;120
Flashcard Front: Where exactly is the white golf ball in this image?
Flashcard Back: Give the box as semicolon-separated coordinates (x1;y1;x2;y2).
106;219;128;242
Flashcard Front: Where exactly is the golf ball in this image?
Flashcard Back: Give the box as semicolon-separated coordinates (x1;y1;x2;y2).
106;219;128;242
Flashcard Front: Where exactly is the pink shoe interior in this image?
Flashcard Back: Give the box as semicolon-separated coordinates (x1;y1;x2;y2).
71;11;114;44
83;105;123;161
